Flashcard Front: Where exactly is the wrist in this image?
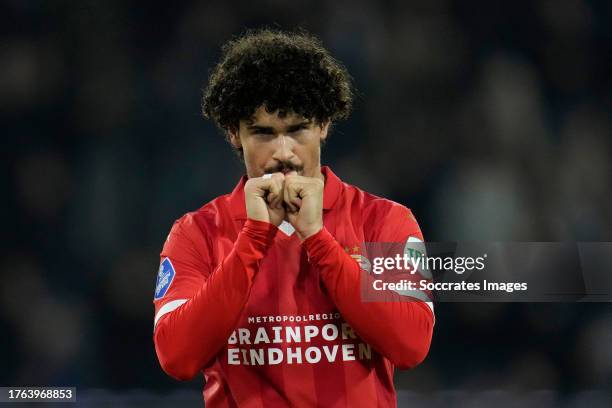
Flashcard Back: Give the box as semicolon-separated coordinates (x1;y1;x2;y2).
297;224;324;242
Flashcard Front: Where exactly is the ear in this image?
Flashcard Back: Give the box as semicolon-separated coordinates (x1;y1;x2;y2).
319;121;330;142
228;127;242;149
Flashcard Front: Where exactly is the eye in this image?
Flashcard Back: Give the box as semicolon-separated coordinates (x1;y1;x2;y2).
252;130;276;141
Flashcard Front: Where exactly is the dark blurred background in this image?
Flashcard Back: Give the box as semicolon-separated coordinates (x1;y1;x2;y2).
2;0;611;406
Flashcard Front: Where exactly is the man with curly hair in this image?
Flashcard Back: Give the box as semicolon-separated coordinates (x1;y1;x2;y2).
153;29;434;407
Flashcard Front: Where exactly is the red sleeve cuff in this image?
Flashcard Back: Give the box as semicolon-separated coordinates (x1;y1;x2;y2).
302;226;337;265
230;219;278;279
242;219;278;245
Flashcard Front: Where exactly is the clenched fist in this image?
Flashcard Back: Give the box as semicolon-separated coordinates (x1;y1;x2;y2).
244;172;324;240
244;173;286;226
283;173;324;240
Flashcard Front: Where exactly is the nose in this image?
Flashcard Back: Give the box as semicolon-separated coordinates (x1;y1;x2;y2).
271;134;295;163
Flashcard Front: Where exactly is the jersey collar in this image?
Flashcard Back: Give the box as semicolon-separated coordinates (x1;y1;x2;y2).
229;166;343;220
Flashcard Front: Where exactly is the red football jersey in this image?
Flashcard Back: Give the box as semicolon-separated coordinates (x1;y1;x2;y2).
153;166;434;407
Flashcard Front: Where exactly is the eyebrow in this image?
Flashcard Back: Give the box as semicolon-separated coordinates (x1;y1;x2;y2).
246;125;274;132
246;120;312;132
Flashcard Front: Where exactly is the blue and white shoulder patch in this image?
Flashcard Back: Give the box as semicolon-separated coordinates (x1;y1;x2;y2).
154;257;175;300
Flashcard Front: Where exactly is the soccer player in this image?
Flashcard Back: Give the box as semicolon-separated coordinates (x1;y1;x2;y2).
153;29;434;407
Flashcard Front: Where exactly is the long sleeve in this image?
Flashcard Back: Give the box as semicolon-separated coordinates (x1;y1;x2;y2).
303;209;434;370
153;218;277;380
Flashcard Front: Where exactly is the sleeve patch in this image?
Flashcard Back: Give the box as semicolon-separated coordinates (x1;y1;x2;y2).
404;237;432;279
154;257;175;300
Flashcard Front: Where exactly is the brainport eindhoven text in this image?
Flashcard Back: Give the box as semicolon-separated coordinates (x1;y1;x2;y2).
227;317;372;366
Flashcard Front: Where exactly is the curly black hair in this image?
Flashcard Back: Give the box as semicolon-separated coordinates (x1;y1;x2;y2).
202;29;353;134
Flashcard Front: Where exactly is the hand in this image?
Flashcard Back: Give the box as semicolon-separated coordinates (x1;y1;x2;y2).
244;173;286;226
283;173;324;240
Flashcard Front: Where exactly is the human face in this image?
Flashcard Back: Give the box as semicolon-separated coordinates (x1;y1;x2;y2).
228;106;329;179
